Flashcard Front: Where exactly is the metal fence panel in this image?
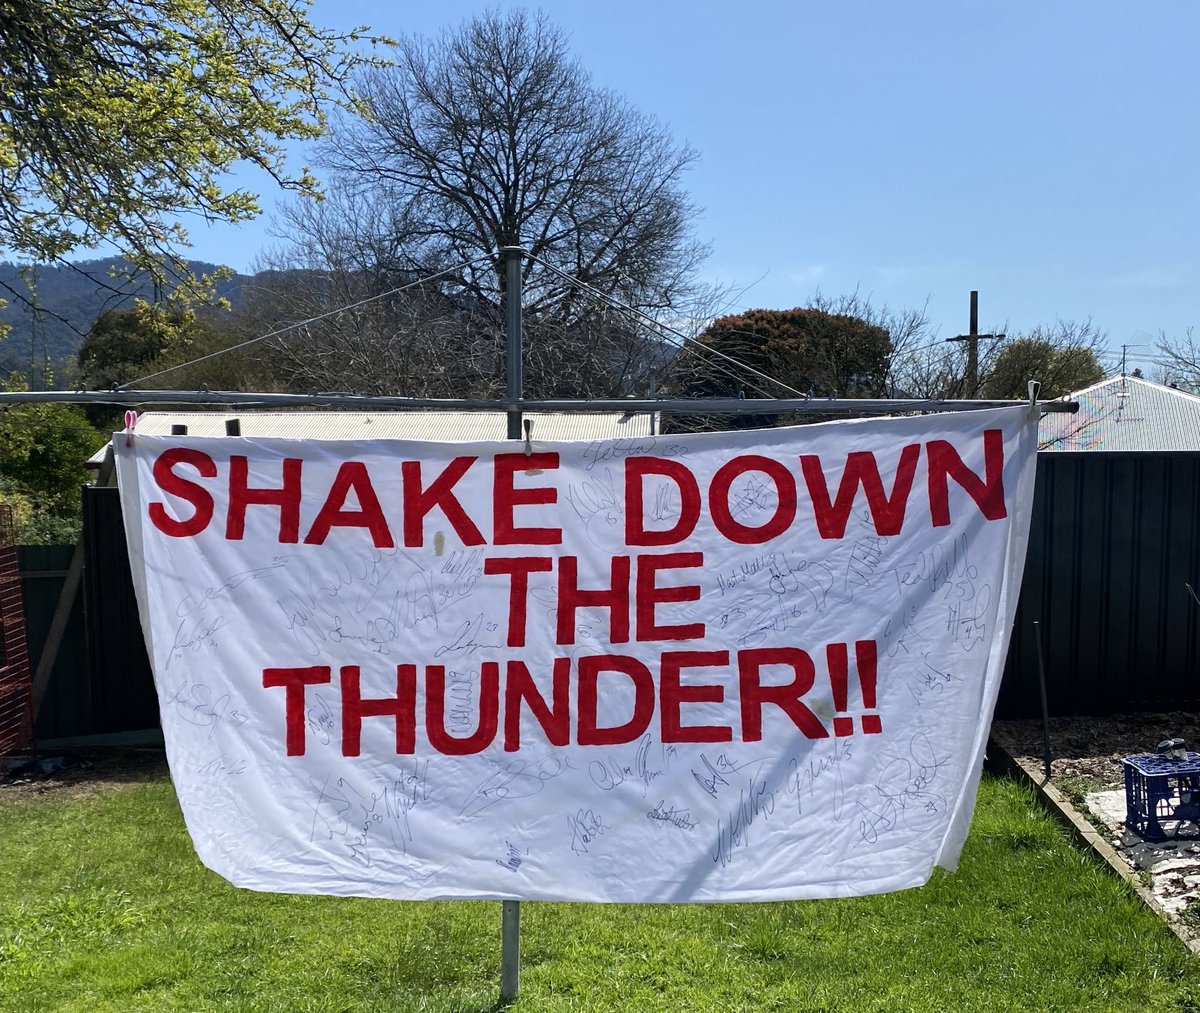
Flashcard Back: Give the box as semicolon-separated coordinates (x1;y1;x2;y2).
82;487;159;733
998;453;1200;718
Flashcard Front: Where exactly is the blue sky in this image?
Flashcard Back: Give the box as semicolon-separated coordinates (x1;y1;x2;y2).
184;1;1198;376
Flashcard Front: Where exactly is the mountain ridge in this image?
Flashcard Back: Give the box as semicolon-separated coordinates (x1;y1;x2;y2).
0;258;247;385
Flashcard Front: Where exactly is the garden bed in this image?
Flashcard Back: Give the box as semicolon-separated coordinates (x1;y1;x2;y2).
993;712;1200;936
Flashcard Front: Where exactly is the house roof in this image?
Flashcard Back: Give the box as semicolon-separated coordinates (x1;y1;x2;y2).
1038;375;1200;452
89;409;656;467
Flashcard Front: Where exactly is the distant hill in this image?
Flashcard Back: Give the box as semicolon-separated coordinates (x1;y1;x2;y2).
0;258;246;386
0;257;684;396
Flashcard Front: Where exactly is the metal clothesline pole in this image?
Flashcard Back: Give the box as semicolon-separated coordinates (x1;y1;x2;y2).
0;390;1079;415
500;243;523;1005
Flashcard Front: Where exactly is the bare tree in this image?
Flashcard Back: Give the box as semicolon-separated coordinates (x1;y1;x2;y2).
312;10;705;317
890;343;973;399
1155;327;1200;393
237;217;680;398
251;9;708;398
230;250;502;397
803;291;934;396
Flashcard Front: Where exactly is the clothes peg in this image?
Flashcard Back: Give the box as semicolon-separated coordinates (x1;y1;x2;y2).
523;418;534;457
124;409;138;447
1027;380;1042;421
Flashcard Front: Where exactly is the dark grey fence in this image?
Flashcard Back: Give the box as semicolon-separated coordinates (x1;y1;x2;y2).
998;452;1200;718
18;544;89;739
80;486;159;733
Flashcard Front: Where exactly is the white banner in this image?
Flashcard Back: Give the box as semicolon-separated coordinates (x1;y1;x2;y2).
115;406;1037;902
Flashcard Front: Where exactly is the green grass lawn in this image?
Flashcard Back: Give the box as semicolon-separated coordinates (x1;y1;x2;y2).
1;769;1197;1013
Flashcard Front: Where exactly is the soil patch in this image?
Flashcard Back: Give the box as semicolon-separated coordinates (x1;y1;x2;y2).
992;712;1200;788
0;749;168;802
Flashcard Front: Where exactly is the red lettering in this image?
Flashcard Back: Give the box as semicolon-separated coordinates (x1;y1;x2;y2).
148;448;216;537
635;552;705;641
401;457;485;548
426;662;499;755
738;648;829;740
624;458;701;546
494;452;561;545
660;650;732;743
340;664;416;756
577;655;654;745
800;444;920;539
927;429;1006;526
304;462;395;547
710;455;798;544
503;658;571;751
262;665;331;756
226;455;302;542
484;556;554;647
556;555;631;645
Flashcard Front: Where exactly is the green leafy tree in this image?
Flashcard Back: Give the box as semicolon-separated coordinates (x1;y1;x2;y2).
79;302;281;420
667;306;894;430
77;305;179;427
0;1;387;302
135;305;282;394
979;325;1107;400
79;307;172;390
0;374;105;541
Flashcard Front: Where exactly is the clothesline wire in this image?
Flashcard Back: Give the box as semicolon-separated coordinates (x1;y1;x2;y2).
121;250;818;403
120;255;495;390
526;253;805;399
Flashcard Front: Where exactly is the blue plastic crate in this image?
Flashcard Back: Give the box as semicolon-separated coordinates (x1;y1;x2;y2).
1122;752;1200;841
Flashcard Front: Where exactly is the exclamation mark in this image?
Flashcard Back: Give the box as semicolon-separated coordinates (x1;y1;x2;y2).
826;643;854;737
857;640;882;734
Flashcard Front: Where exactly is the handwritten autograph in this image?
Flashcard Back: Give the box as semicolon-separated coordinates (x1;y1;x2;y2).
855;733;949;845
691;751;764;799
309;760;432;866
647;800;696;831
567;808;609;855
174;559;287;617
785;739;851;820
460;756;574;818
496;840;526;872
166;615;230;669
712;775;777;868
588;734;666;797
434;613;503;658
163;679;247;735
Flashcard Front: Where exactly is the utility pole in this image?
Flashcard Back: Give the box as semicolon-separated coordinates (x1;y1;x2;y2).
946;291;1004;398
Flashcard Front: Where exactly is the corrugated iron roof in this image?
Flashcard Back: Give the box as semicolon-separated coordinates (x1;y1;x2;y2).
89;409;655;465
1038;375;1200;451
